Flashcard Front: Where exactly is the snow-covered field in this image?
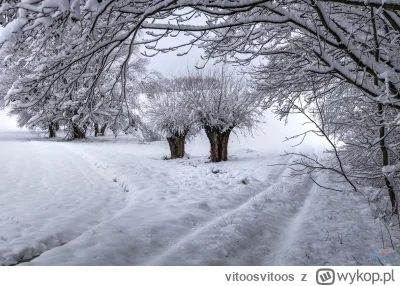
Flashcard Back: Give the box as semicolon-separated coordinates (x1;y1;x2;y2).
1;111;399;266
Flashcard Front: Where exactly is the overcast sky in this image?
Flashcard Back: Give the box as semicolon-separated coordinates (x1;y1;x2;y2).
147;46;205;76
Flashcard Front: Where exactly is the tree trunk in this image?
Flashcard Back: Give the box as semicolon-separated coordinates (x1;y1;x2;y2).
72;123;86;139
94;122;99;137
372;12;397;214
48;122;56;138
378;103;398;214
167;132;186;159
204;125;232;162
99;123;107;136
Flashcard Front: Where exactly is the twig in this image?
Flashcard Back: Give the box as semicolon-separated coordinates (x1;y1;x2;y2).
310;176;344;192
377;257;385;266
352;255;362;265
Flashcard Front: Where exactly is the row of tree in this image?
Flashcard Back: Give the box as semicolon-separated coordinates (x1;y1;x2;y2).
0;41;149;139
0;0;399;214
145;68;263;162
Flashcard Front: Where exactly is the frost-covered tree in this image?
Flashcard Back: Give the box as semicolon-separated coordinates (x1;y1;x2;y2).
0;1;149;139
1;1;400;109
88;49;149;138
145;78;198;159
253;52;400;213
3;35;148;139
249;6;400;213
2;1;400;116
145;68;262;161
326;91;400;214
182;67;263;162
0;46;13;110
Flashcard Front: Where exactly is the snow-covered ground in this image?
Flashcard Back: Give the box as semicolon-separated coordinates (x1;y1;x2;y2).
1;111;399;266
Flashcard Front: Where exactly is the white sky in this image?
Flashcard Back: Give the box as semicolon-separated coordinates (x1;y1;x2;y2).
0;109;21;131
143;28;211;76
147;46;206;76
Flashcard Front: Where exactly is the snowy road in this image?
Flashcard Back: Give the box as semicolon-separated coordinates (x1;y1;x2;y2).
0;132;397;265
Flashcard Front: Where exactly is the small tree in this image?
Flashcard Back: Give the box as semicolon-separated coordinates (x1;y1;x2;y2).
186;68;263;162
145;79;196;159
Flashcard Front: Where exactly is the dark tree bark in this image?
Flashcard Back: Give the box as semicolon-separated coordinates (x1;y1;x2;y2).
378;103;398;214
204;125;232;162
48;122;56;138
167;131;187;159
371;10;398;215
72;123;86;139
99;123;107;136
94;122;99;137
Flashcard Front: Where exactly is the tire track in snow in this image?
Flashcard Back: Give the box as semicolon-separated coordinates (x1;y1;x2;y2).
146;159;296;265
262;177;316;265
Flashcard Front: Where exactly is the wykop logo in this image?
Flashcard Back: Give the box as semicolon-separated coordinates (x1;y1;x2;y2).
316;269;335;285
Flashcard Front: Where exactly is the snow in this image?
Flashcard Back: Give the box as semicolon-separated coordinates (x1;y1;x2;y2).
0;140;126;265
0;114;399;265
84;0;101;11
382;164;400;173
0;18;27;43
